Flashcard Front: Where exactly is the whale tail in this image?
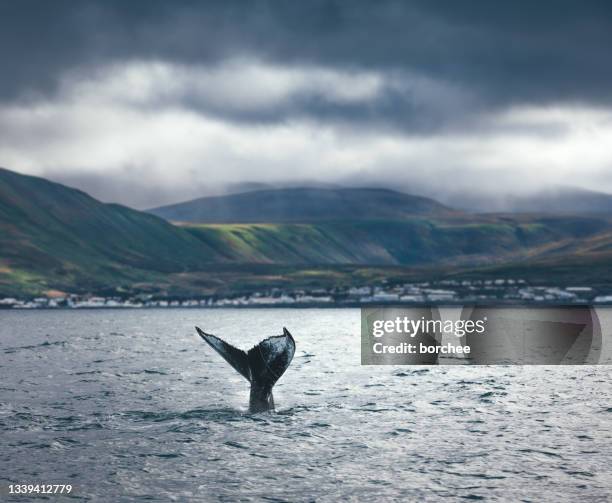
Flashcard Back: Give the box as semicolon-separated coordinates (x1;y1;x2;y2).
195;326;295;412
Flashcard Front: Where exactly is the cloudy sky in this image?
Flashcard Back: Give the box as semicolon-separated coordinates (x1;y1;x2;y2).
1;0;612;208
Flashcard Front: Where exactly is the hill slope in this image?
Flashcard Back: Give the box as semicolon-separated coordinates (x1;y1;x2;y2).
0;167;221;295
147;187;455;223
2;167;612;297
181;215;612;266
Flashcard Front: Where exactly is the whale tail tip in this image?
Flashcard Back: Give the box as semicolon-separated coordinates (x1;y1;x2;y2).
195;326;295;389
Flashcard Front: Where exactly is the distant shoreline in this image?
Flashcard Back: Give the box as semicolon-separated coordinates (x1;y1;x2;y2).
3;301;612;310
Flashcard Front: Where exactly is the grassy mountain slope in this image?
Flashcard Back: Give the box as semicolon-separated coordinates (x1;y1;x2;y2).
182;214;612;266
0;167;221;295
147;187;455;223
2;167;612;297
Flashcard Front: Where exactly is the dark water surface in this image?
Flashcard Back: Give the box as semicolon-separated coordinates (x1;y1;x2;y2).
1;309;611;501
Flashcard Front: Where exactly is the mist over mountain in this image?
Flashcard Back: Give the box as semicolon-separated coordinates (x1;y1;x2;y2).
147;187;455;223
441;186;612;214
147;180;612;220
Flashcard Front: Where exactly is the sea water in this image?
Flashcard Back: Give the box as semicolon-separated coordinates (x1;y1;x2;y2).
1;309;610;501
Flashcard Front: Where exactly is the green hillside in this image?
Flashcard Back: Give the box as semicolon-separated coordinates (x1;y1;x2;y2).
182;215;612;267
2;167;612;297
0;167;220;295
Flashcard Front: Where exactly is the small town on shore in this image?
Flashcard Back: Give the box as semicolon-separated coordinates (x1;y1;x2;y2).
2;278;611;309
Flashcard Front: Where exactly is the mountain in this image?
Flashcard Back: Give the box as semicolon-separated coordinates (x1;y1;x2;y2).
444;186;612;214
181;214;612;266
0;167;221;295
3;167;612;297
147;187;455;223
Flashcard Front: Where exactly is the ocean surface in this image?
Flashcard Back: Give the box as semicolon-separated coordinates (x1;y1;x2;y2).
1;309;611;502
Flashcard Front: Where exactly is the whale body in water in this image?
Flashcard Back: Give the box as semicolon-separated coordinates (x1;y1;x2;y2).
195;326;295;413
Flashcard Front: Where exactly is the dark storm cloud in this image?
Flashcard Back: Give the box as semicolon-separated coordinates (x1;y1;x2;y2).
2;0;612;208
2;0;612;118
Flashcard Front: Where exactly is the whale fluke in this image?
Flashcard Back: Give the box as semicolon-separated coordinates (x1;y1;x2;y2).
195;326;295;412
195;329;252;381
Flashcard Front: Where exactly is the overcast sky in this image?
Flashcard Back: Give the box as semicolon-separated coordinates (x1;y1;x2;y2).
1;0;612;208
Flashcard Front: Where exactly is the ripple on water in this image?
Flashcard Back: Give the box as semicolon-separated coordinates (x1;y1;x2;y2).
4;340;67;353
1;309;611;502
